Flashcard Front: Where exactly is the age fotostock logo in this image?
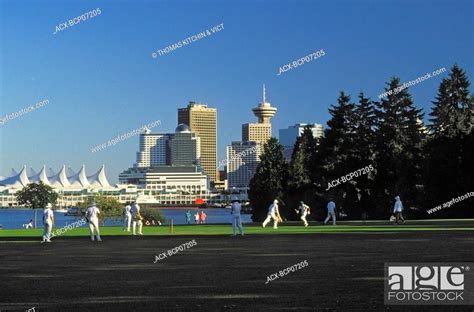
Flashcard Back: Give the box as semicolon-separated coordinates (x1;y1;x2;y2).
385;263;474;305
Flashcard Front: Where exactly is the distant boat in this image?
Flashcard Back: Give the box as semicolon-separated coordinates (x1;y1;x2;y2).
55;208;68;213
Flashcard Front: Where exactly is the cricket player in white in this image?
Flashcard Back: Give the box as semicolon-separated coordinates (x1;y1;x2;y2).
86;202;101;241
230;198;244;236
324;200;336;225
41;203;54;243
296;201;310;227
262;199;280;229
131;201;143;235
123;203;132;232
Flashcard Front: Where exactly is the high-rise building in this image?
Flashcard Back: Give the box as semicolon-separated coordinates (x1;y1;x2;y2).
170;124;201;166
226;141;261;190
135;128;172;167
226;85;277;190
178;102;217;181
241;85;277;144
279;123;324;161
135;125;201;168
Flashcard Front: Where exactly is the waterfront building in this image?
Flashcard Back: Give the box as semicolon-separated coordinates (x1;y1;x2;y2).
119;165;208;194
0;165;223;207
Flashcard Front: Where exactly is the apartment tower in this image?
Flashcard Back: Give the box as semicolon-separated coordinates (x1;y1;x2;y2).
178;102;217;181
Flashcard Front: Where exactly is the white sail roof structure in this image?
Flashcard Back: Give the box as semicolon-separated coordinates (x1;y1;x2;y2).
0;166;30;188
48;165;71;188
68;165;90;188
87;165;111;188
29;165;51;186
1;165;115;191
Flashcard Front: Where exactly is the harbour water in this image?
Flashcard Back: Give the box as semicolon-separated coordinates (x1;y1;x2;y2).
0;208;252;229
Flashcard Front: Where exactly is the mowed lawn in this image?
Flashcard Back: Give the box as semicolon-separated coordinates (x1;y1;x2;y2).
1;222;474;237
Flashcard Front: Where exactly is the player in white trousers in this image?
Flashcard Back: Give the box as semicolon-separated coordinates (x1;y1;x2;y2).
41;203;55;243
123;203;132;232
295;201;310;227
324;199;336;225
131;201;143;235
86;202;101;241
262;199;280;229
230;198;244;236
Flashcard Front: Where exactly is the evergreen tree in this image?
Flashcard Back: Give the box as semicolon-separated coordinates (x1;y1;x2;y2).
249;138;289;222
348;93;378;218
373;77;425;217
315;92;357;217
429;64;473;137
425;64;474;216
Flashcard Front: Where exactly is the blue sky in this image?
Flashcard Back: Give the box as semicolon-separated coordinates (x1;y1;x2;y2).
1;0;473;183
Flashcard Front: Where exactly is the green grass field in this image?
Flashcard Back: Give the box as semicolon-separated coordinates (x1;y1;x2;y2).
1;223;474;237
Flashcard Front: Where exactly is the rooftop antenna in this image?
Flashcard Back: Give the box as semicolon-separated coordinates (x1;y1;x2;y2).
263;84;266;103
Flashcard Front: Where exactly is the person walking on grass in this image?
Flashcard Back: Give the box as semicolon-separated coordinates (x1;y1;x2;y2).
262;199;281;229
41;203;54;243
324;199;336;225
393;196;405;224
230;198;244;236
131;201;143;235
185;210;192;224
85;201;101;242
123;202;132;232
295;201;310;227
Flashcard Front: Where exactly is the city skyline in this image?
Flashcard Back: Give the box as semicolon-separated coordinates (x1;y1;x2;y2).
1;1;472;183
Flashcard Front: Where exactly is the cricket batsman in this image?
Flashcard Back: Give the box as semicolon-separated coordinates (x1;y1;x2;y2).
85;201;101;242
295;201;310;227
262;199;281;229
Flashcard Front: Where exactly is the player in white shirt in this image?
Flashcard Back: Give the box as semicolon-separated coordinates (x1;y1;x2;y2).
41;203;55;243
85;202;101;242
123;203;132;232
131;201;143;235
295;201;310;227
262;199;281;229
324;199;336;225
230;198;244;236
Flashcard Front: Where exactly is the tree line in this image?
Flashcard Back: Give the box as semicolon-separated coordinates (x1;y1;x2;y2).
249;64;474;221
